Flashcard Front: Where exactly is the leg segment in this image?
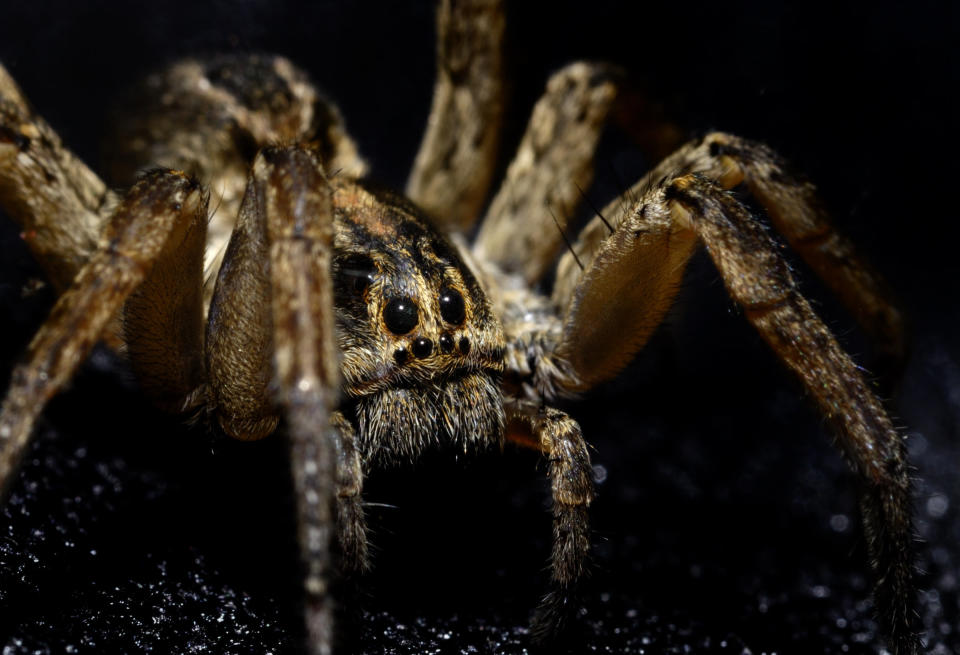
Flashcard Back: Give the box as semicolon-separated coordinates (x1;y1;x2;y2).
0;171;206;501
123;182;208;414
406;0;505;231
206;146;340;655
331;411;368;576
205;154;281;441
508;405;595;641
658;132;905;371
550;180;699;390
473;63;623;283
0;62;118;291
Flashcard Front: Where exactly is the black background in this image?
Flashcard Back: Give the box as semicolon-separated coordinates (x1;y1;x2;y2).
0;1;957;654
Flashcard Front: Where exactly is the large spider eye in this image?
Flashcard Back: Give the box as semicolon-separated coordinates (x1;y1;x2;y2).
438;287;465;326
383;296;419;335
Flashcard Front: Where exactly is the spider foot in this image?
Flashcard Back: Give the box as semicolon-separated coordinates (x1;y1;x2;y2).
335;496;369;576
304;594;334;655
530;502;590;644
530;582;581;646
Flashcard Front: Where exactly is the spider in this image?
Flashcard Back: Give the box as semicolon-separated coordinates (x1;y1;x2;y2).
0;0;920;653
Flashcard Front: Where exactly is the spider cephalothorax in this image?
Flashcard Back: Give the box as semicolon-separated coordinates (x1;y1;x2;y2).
0;1;921;654
328;181;507;462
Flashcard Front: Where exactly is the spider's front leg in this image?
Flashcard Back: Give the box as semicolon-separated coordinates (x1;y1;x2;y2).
406;0;506;232
0;170;208;500
205;146;362;655
544;173;918;653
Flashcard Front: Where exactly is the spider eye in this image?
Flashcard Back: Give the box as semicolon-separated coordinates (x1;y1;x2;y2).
337;254;376;295
438;287;465;326
383;296;419;335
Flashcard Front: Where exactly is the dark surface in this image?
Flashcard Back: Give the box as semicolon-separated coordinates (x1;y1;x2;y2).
0;1;957;654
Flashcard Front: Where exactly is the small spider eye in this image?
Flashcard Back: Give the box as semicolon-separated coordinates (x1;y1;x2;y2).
438;287;465;326
383;297;419;335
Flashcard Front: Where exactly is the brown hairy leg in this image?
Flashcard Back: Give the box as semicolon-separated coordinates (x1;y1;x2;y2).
104;55;368;300
507;405;595;641
667;175;917;653
207;146;341;655
0;170;207;501
0;63;117;293
549;168;917;653
406;0;505;232
330;411;367;576
473;62;623;283
473;60;687;287
655;132;906;373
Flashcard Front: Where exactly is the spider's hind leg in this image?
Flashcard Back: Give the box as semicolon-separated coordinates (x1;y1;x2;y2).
406;0;506;232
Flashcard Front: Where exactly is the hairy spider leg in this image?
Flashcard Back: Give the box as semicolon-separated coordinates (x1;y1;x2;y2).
669;175;917;654
670;132;905;376
549;170;918;654
502;405;596;642
0;171;207;502
406;0;505;232
473;62;624;284
0;63;117;293
207;147;343;655
330;410;367;576
103;55;367;305
474;59;691;286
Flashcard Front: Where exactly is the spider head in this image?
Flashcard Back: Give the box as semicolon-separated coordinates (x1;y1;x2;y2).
331;181;506;462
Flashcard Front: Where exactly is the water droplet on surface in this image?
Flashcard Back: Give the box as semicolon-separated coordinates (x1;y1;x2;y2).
592;464;608;484
829;514;849;532
926;493;949;518
811;584;830;598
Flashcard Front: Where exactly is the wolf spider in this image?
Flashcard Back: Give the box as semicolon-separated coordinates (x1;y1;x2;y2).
0;0;919;653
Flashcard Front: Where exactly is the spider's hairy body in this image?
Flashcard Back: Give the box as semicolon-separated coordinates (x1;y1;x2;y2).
0;1;922;653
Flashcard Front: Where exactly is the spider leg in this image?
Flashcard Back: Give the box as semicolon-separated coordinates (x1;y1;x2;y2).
0;62;118;292
668;176;917;654
549;173;918;653
406;0;505;231
331;411;368;575
0;170;207;501
123;186;208;414
658;132;905;374
507;404;595;641
205;155;281;441
206;146;340;655
473;62;624;283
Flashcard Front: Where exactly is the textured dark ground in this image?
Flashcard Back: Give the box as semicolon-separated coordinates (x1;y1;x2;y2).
0;1;957;654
